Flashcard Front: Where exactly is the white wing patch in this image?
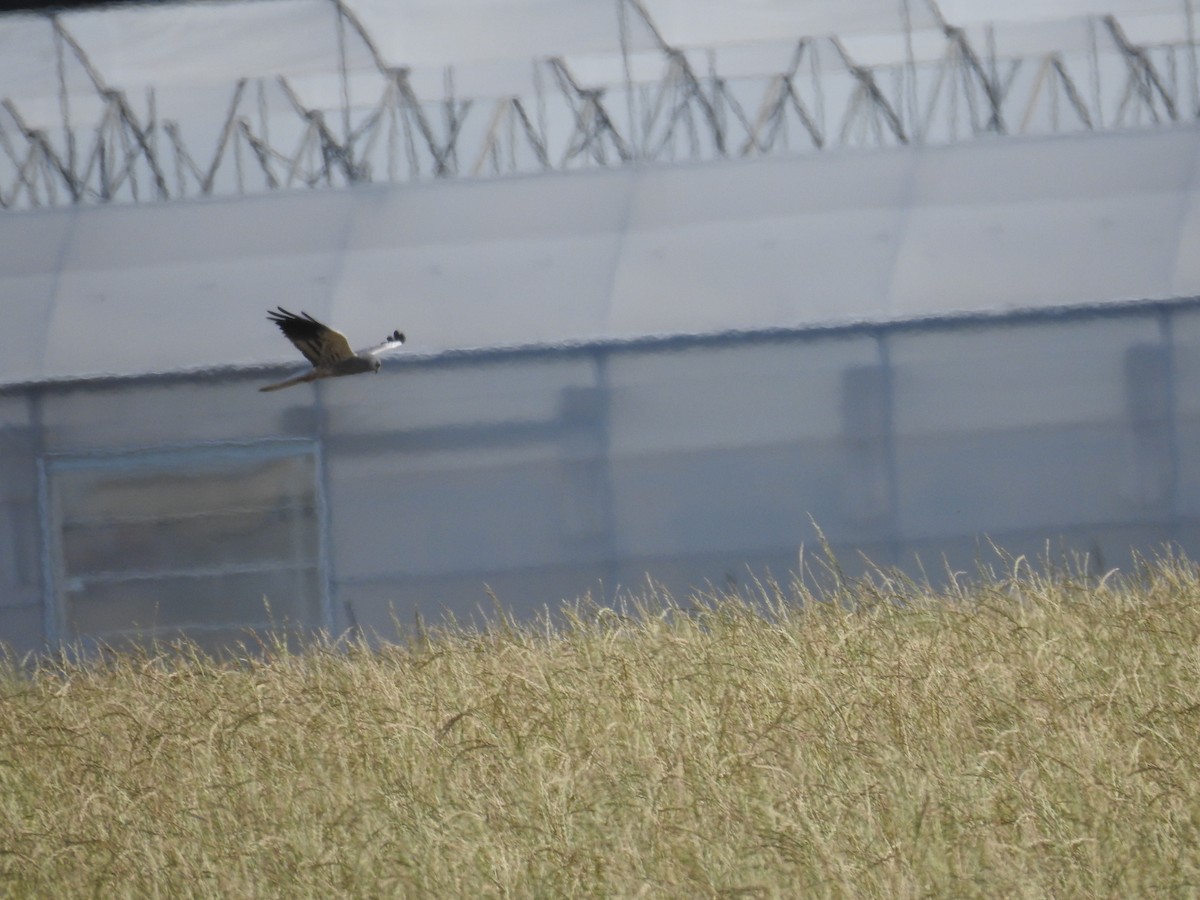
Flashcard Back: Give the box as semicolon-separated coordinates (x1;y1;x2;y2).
361;329;406;357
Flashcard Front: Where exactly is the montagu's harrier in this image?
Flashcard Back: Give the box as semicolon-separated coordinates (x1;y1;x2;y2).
259;307;405;392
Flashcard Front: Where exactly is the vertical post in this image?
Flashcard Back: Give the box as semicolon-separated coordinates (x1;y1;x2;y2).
557;352;619;603
32;391;60;649
312;382;338;635
53;16;79;203
1186;0;1199;116
901;0;918;142
619;0;638;158
1124;334;1176;512
336;0;352;147
840;333;900;558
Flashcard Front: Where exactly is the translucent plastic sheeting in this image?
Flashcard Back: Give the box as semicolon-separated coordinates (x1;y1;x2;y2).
3;127;1199;386
0;1;1184;104
3;299;1199;654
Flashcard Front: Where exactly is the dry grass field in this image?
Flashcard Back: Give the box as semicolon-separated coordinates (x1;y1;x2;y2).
1;551;1198;897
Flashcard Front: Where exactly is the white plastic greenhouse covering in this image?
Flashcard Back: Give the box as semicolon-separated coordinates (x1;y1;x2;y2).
3;0;1200;655
0;0;1191;133
0;0;1188;99
3;125;1200;385
2;123;1200;656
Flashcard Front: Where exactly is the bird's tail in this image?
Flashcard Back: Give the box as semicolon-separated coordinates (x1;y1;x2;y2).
259;371;317;392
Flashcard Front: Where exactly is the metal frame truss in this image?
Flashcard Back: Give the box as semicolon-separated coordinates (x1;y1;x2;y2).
1;0;1197;209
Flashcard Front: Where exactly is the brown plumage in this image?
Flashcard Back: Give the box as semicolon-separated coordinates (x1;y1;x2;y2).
259;307;405;392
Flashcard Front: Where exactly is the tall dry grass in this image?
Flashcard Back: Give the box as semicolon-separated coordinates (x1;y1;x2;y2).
1;552;1198;897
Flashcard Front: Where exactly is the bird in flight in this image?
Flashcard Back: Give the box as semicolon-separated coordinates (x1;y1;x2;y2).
259;307;406;392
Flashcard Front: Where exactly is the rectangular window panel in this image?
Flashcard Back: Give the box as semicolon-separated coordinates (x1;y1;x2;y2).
44;442;325;652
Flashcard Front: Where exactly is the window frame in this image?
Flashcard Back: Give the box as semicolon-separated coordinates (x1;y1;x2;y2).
38;437;330;648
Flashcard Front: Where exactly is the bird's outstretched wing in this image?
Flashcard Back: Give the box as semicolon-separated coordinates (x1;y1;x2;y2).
360;329;406;358
266;307;355;367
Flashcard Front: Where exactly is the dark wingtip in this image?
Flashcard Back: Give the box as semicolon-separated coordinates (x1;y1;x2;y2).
393;331;406;343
